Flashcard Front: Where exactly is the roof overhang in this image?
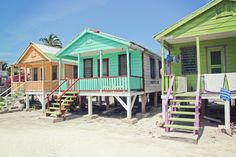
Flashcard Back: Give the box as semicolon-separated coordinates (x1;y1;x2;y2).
163;30;236;44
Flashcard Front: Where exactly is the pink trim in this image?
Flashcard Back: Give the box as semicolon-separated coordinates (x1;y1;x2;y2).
164;75;175;132
194;74;201;135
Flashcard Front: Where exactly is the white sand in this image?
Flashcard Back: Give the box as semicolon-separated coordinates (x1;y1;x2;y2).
0;110;235;157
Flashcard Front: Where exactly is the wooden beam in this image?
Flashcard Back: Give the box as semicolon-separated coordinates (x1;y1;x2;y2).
126;48;130;92
196;36;201;74
224;101;231;130
161;43;165;95
59;58;62;92
131;95;137;109
100;50;103;91
127;96;132;119
141;94;147;113
78;54;80;91
88;96;93;115
114;96;127;110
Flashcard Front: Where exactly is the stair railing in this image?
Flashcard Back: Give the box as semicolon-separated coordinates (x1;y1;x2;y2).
194;74;201;135
4;82;26;107
45;79;67;111
164;75;175;132
58;79;79;112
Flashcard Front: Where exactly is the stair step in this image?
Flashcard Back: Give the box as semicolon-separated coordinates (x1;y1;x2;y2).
65;91;78;94
172;99;195;103
171;105;196;109
49;107;60;110
55;99;74;102
164;124;198;131
169;117;196;122
46;111;61;117
62;95;76;98
170;111;196;115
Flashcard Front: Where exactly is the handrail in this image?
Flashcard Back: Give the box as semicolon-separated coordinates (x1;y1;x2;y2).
46;79;67;111
194;74;201;135
0;87;11;97
4;82;26;107
164;75;175;131
58;79;79;112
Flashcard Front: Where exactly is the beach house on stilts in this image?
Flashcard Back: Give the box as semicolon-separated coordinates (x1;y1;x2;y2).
153;0;236;136
1;43;77;111
46;28;161;119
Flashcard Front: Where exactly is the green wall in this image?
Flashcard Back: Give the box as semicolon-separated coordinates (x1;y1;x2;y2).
78;50;142;78
169;37;236;90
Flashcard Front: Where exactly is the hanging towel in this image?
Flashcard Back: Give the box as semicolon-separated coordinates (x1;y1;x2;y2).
226;73;236;92
204;74;225;93
176;76;187;93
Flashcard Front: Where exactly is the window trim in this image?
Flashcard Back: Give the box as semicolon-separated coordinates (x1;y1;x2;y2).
118;54;131;76
33;67;38;81
180;46;197;75
83;58;93;78
52;65;58;80
97;58;109;77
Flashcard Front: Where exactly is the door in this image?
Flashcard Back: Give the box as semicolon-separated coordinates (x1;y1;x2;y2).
208;47;225;74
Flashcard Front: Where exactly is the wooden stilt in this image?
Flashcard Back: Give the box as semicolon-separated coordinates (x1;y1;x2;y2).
127;96;132;119
26;94;30;110
141;94;147;113
105;96;110;109
88;96;93;115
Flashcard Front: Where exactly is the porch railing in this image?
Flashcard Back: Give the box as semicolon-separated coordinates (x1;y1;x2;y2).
60;76;143;91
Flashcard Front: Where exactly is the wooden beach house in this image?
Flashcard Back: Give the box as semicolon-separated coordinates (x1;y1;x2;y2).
153;0;236;135
46;28;161;119
2;43;77;110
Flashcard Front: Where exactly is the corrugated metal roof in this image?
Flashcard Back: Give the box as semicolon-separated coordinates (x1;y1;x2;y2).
32;43;61;54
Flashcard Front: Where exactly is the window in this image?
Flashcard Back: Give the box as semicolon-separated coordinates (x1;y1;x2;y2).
211;51;221;65
180;46;197;75
84;58;93;78
73;65;78;78
150;58;156;79
33;68;38;81
119;54;127;75
52;65;58;80
98;59;109;77
158;60;162;78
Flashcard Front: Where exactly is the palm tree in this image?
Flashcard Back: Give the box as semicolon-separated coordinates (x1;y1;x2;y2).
39;34;63;48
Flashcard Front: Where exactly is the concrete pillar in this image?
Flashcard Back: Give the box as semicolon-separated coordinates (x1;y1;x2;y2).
88;96;93;115
162;99;165;122
26;94;30;110
225;101;231;130
141;94;147;113
41;93;46;111
127;96;132;119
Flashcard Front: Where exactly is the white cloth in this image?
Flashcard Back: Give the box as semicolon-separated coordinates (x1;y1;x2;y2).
176;76;187;93
226;73;236;91
204;74;225;93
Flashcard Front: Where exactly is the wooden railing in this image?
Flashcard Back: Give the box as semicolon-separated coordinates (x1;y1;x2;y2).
194;74;201;135
46;79;67;111
60;76;143;91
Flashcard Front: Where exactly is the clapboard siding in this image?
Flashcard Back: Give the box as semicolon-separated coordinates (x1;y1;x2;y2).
168;1;236;38
143;53;161;93
78;50;142;78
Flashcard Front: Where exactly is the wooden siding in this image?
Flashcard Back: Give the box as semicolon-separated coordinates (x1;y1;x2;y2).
64;64;73;79
79;50;142;78
19;46;47;64
169;37;236;90
143;54;161;93
61;33;127;55
167;1;236;39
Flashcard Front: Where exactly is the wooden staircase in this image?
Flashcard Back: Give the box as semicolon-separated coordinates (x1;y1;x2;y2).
46;79;79;117
46;91;78;117
164;75;201;135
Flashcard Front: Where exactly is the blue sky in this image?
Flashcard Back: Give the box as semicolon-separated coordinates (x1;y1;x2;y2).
0;0;211;64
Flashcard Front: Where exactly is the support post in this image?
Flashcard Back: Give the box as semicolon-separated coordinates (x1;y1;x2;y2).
24;66;27;82
225;101;230;130
126;48;131;92
161;43;165;95
59;58;62;92
41;62;45;91
99;50;103;92
26;94;30;110
18;66;21;83
196;36;201;74
88;96;93;115
154;92;158;107
141;94;147;113
78;54;80;91
127;96;132;119
11;65;14;83
41;93;46;111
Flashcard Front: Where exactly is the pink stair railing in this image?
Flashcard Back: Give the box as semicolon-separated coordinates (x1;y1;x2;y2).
164;75;175;132
194;74;201;135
